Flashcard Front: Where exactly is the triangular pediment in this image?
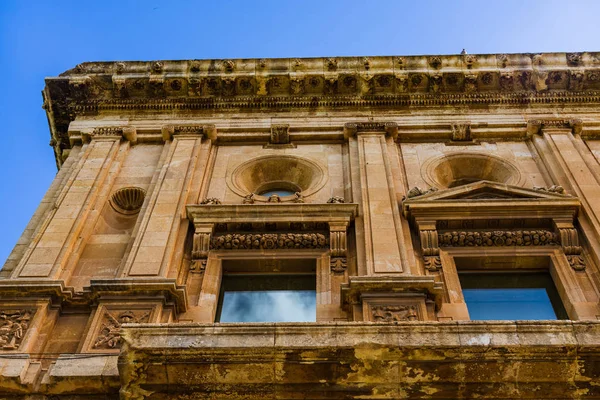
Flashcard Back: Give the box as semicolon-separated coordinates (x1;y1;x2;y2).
405;181;571;202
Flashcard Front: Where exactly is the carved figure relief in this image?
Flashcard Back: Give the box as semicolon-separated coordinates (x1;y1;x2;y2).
0;310;33;350
93;310;150;349
371;305;418;322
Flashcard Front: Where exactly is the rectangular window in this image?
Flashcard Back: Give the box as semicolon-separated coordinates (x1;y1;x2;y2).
459;272;568;320
215;259;317;323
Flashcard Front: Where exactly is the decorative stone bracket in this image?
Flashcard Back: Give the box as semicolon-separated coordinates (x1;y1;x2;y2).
554;219;586;271
191;224;213;272
416;222;441;272
329;223;349;274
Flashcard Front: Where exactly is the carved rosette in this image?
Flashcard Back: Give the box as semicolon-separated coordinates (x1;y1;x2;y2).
93;310;150;350
0;309;34;350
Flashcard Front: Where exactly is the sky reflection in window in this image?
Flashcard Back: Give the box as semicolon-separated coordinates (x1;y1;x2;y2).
463;288;557;320
218;290;316;322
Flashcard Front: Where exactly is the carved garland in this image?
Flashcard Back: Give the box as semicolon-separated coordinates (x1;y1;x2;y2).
211;233;329;250
438;230;559;247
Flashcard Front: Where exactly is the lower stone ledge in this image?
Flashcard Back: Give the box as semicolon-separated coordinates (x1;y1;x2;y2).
40;354;120;395
117;321;600;399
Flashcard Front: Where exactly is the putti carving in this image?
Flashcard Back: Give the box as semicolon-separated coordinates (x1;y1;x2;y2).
464;54;478;69
326;58;338;71
242;193;255;204
464;73;478;93
270;124;290;145
290;77;305;95
150;61;163;73
200;198;222;205
327;196;345;204
557;226;585;271
438;230;559;247
0;310;33;350
93;310;150;349
221;76;236;96
404;187;438;200
451;123;472;141
499;72;514;90
292;192;305;203
567;53;583;67
371;305;418;322
222;59;235;72
569;71;585;91
497;54;509;68
533;185;566;194
428;56;442;69
211;233;328;250
430;74;442;93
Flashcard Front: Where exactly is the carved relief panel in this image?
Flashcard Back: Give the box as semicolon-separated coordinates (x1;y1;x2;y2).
81;303;160;353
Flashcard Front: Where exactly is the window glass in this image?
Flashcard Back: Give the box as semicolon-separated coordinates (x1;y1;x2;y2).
259;189;296;197
459;272;568;320
217;274;316;322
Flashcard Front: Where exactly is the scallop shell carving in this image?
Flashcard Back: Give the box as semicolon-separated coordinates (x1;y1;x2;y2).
110;187;146;214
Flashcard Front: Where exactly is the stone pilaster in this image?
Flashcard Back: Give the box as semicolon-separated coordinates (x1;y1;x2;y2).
125;125;215;276
15;129;131;279
345;122;405;274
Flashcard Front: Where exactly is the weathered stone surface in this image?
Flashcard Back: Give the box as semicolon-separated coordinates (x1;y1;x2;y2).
2;52;600;397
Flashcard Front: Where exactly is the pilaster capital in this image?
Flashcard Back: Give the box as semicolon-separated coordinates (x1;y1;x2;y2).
527;118;583;136
161;124;217;141
81;126;137;144
343;122;398;140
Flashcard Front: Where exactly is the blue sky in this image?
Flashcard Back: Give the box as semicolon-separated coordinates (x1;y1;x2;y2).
1;0;600;265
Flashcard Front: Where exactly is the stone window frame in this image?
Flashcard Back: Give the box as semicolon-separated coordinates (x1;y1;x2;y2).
438;247;583;321
186;203;359;323
402;180;599;321
198;250;331;323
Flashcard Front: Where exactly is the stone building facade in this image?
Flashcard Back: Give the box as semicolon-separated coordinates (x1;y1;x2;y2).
1;52;600;398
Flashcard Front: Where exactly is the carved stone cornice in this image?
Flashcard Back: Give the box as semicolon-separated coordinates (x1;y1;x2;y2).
45;52;600;166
